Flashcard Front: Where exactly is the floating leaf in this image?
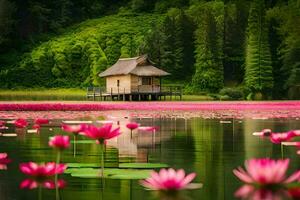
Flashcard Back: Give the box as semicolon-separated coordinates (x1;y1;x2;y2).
0;133;17;137
67;163;99;168
281;142;299;146
66;168;151;179
219;120;232;124
119;163;168;169
184;183;203;189
27;129;38;133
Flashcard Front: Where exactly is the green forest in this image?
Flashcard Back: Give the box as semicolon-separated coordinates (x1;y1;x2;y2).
0;0;299;100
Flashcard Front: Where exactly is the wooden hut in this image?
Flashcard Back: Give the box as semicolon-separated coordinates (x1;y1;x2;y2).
98;55;173;100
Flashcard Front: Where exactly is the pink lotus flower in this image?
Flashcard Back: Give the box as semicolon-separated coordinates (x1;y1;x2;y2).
82;124;121;144
126;122;139;130
0;153;11;170
140;168;198;191
49;135;70;150
233;158;300;186
62;124;87;135
270;132;294;144
14;118;28;128
20;179;66;190
0;120;5;127
20;162;67;178
32;124;41;130
288;130;300;137
34;118;49;125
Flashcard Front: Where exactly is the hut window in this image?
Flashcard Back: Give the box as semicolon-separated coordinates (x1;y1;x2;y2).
117;80;120;87
142;77;151;85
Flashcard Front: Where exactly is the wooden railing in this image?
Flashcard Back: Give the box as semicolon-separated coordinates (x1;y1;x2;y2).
86;85;183;101
131;85;160;93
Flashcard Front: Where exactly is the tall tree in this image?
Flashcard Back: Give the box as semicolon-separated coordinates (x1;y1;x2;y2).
245;0;273;99
140;24;165;67
0;0;16;49
160;13;176;76
190;2;224;93
175;9;195;79
146;8;195;80
223;1;249;85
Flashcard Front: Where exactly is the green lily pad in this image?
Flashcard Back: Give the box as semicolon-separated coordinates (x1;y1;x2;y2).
65;168;95;174
67;163;100;168
66;168;151;179
119;163;168;169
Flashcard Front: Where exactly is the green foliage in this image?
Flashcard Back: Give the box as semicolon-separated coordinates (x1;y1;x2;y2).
0;14;163;88
223;1;249;84
1;0;300;100
268;1;300;93
0;0;16;50
189;1;225;93
245;0;273;99
219;87;244;100
142;8;195;80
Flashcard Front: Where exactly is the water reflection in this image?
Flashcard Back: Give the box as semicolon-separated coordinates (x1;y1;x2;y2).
152;191;193;200
20;178;66;190
0;116;299;199
235;185;291;200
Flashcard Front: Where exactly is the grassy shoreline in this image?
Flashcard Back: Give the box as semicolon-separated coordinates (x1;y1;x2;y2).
0;89;213;101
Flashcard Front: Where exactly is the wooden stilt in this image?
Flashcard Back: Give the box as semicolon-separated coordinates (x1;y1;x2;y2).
100;88;102;101
180;87;182;100
123;88;125;101
111;88;113;101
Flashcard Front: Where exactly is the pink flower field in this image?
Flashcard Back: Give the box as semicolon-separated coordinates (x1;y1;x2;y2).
1;101;300;120
1;101;300;111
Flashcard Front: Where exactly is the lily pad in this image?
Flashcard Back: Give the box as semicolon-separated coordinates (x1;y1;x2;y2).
119;163;168;169
65;168;96;174
27;129;38;133
67;163;100;168
66;168;151;179
281;142;298;146
0;133;17;137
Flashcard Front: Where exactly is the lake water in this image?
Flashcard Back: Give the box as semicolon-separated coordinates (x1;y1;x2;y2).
0;113;299;200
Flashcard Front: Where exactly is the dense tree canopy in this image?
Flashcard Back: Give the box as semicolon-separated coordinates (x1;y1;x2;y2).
0;0;299;99
245;0;273;99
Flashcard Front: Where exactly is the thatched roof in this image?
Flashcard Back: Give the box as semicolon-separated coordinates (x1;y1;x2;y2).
99;55;170;77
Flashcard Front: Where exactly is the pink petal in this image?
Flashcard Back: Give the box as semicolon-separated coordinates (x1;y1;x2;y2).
180;172;196;187
233;167;253;183
284;170;300;183
234;184;255;198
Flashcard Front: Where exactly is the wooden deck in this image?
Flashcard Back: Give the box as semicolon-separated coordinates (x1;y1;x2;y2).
86;86;182;101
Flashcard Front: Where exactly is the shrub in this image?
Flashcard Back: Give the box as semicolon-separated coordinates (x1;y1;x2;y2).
219;87;244;100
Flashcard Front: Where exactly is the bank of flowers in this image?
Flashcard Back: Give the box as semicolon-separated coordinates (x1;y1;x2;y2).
1;101;300;111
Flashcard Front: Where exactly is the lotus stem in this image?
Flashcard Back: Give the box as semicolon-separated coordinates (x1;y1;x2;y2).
281;143;284;159
73;135;76;157
100;143;104;178
55;150;61;200
38;185;42;200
